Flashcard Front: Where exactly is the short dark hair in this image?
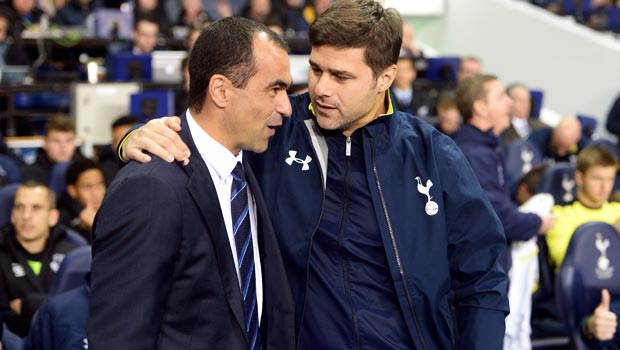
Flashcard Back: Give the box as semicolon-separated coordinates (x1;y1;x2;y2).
65;158;103;186
18;181;57;209
134;15;159;30
309;0;402;79
45;115;75;135
188;17;288;114
455;74;497;122
111;115;140;130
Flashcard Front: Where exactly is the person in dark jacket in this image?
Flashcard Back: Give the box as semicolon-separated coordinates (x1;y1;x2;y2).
528;115;589;164
53;0;102;26
24;279;90;350
57;159;106;243
0;8;29;67
20;116;85;187
119;1;510;348
0;182;79;337
453;74;555;262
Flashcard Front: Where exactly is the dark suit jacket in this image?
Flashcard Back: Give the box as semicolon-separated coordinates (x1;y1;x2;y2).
500;117;549;146
87;113;295;350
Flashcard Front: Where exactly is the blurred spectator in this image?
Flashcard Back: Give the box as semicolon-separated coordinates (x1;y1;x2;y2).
175;0;208;28
242;0;278;25
97;114;139;185
528;116;589;163
2;0;44;36
164;0;247;23
400;23;424;60
391;55;435;118
457;56;482;82
184;26;201;50
514;164;548;205
133;0;171;38
501;83;550;146
605;93;620;144
530;0;561;14
57;159;105;242
453;74;554;270
0;182;80;337
53;0;102;26
21;116;85;185
545;145;620;272
435;93;461;136
278;0;310;34
0;8;29;66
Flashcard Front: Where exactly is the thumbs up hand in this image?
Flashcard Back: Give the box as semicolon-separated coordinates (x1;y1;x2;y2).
585;289;618;341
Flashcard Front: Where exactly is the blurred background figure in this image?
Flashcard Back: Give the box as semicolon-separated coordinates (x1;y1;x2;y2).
501;83;550;146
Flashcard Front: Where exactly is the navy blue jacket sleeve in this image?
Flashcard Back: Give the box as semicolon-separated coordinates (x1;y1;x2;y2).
464;146;542;241
441;141;510;349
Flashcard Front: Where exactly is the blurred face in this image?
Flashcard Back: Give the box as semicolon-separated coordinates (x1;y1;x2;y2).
458;59;481;81
438;107;461;135
576;165;617;207
552;121;581;157
510;85;531;120
11;186;58;244
225;34;292;154
315;0;332;15
12;0;35;15
44;130;76;163
133;20;159;53
394;58;416;90
183;0;203;14
138;0;158;11
68;169;106;208
309;45;394;136
251;0;271;17
475;79;512;133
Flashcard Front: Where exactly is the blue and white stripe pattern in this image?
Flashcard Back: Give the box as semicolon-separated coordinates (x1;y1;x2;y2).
231;162;260;350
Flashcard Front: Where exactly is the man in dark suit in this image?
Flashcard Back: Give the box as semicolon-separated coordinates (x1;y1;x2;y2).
87;17;295;350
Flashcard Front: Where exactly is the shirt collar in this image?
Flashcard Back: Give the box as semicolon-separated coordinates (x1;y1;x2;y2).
186;109;243;180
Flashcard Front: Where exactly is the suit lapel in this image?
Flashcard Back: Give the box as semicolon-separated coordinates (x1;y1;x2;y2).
179;113;247;335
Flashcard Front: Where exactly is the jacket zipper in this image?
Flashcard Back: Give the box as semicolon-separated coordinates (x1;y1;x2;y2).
370;138;428;350
339;136;360;349
297;128;327;349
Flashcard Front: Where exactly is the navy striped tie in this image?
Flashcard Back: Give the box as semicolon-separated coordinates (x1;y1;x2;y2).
231;162;260;350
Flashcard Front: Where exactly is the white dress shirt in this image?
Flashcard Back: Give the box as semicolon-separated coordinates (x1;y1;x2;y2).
186;109;263;322
511;116;531;139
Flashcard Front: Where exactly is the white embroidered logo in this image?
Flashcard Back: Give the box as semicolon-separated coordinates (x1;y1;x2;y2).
520;148;534;174
50;253;66;273
285;150;312;171
415;176;439;216
595;233;613;279
11;263;25;278
561;174;575;203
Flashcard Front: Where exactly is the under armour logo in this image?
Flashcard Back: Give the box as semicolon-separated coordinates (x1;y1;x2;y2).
595;233;614;279
415;176;439;216
285;150;312;171
11;263;25;278
561;174;575;203
520;148;534;174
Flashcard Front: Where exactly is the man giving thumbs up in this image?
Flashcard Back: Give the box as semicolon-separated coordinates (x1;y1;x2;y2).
583;289;620;348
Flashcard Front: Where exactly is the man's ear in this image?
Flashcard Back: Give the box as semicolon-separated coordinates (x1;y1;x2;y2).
208;74;232;109
67;184;78;199
378;64;397;93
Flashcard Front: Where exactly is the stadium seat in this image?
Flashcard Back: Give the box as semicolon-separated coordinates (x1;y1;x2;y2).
537;162;576;206
555;222;620;349
0;183;20;228
48;246;92;298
